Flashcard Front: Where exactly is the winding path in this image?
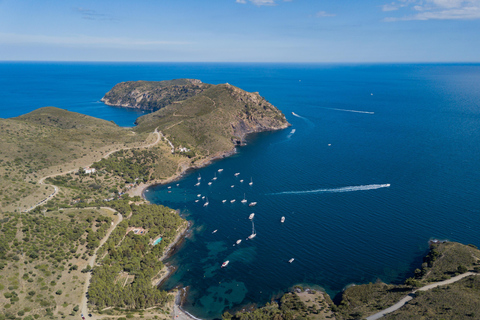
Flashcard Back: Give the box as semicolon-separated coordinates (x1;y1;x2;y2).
80;207;123;320
366;272;477;320
25;129;161;212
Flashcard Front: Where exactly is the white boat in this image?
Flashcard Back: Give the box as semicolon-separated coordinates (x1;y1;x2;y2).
249;178;253;186
249;213;255;220
231;185;234;188
195;182;200;186
203;198;209;207
247;221;256;240
234;172;240;176
218;169;223;172
221;260;229;268
168;186;172;189
281;216;285;223
289;258;294;263
212;230;217;234
176;184;180;186
198;174;201;180
236;239;242;245
222;200;227;203
241;193;247;203
195;200;199;203
208;182;212;185
230;199;236;203
213;173;217;180
197;194;201;197
249;202;257;207
240;179;244;183
202;196;205;199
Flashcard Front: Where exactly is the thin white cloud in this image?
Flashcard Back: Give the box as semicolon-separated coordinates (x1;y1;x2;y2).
383;0;480;20
74;7;117;21
316;11;336;17
0;33;191;48
235;0;291;6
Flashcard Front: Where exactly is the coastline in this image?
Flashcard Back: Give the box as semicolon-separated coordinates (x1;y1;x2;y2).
127;147;237;199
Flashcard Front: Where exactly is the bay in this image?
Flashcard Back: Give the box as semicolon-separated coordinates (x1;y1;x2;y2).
2;62;480;319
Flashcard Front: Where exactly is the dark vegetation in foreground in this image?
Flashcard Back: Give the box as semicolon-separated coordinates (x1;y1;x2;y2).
227;242;480;320
88;202;184;310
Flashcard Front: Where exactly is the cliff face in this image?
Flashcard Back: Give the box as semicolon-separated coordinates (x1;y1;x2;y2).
133;81;290;156
101;79;211;112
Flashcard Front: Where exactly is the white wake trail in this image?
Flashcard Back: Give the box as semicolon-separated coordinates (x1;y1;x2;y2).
269;184;390;195
324;107;374;115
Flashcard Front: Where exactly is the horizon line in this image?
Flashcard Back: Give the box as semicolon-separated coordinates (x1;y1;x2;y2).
1;60;480;65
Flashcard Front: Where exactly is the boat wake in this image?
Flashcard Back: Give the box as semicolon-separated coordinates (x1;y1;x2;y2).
286;129;296;139
291;112;305;119
269;184;390;195
323;107;374;115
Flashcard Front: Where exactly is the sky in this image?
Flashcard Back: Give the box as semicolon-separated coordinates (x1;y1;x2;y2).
0;0;479;62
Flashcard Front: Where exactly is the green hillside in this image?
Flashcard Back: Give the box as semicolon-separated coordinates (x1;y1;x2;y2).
135;83;290;156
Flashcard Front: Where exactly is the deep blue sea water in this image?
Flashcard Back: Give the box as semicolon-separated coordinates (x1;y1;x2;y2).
2;62;480;319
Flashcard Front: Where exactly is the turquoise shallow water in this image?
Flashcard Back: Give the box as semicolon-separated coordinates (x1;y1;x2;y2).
2;62;480;319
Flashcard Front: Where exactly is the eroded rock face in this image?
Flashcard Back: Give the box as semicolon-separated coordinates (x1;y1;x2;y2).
101;79;211;112
110;79;290;156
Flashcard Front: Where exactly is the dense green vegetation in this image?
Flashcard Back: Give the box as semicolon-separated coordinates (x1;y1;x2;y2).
0;107;144;212
0;209;114;319
88;203;184;310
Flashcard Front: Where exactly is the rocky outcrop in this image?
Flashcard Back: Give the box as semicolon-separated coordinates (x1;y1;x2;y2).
101;79;211;112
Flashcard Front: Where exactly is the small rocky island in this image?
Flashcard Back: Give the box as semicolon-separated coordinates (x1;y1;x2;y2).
101;79;211;112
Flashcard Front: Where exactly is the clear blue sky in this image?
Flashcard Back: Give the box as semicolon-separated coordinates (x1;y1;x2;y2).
1;0;479;62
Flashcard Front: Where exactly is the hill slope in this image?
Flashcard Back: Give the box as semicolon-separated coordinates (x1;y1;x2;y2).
134;82;290;156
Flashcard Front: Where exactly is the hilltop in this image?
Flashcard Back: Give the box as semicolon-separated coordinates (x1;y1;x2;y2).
101;79;212;112
134;82;290;157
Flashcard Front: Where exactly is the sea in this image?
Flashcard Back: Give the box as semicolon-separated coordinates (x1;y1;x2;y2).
2;62;480;319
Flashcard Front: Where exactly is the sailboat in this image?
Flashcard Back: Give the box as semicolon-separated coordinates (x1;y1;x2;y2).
247;221;256;240
249;177;253;186
241;193;247;203
249;202;257;207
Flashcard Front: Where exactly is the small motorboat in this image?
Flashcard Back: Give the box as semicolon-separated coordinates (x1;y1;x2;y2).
289;258;294;263
212;229;217;234
221;260;229;268
249;202;257;207
230;199;236;203
222;200;227;203
249;213;255;220
281;216;285;223
234;172;240;176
